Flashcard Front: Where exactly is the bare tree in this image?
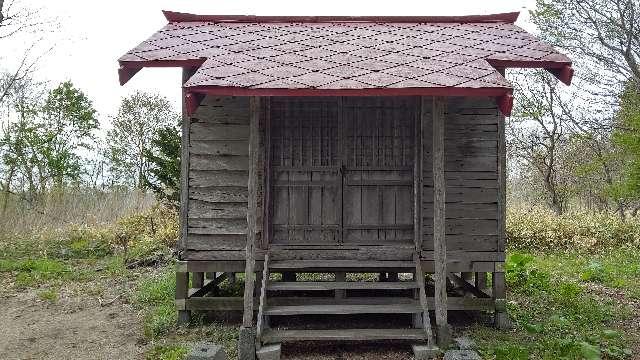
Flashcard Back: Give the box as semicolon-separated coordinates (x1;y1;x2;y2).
0;0;54;105
509;70;572;214
532;0;639;94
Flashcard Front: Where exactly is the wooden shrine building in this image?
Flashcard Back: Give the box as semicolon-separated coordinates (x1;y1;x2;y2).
118;10;573;359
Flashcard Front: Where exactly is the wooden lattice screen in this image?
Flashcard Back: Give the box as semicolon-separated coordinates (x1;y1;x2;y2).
268;97;417;247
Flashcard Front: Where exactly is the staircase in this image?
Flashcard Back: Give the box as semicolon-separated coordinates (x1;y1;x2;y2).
255;252;436;349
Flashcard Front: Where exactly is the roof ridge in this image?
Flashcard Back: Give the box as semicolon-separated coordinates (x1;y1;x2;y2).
162;10;520;24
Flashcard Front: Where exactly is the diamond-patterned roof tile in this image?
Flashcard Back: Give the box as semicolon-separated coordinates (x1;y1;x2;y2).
120;12;573;92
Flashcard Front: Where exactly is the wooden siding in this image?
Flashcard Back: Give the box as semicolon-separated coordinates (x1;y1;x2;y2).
422;97;502;252
185;96;251;253
183;95;502;258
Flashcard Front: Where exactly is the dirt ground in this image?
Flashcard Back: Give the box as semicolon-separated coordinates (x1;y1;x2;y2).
0;281;146;360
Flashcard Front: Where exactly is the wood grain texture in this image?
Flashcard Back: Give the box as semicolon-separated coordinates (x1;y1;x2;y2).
242;96;260;327
431;96;448;331
179;68;197;253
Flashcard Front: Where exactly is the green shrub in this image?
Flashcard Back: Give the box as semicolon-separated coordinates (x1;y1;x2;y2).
505;252;550;293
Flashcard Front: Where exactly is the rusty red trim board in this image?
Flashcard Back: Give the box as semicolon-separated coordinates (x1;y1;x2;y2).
186;85;510;98
162;10;520;24
120;59;206;69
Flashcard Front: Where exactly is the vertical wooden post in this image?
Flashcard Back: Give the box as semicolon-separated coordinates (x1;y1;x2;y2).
176;262;190;325
176;68;195;326
495;89;509;329
239;96;261;360
335;272;346;299
192;272;204;289
242;96;261;328
475;272;488;292
179;67;195;253
414;97;424;252
432;96;450;346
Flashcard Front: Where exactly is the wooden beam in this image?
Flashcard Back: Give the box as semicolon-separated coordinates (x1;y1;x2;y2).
179;67;197;253
431;96;450;346
242;96;261;328
414;96;425;250
414;253;435;347
497;97;507;253
262;98;272;249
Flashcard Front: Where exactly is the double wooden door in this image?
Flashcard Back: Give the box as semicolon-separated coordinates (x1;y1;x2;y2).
267;97;417;247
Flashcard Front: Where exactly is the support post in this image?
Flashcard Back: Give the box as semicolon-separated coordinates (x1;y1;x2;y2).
176;67;195;326
493;270;510;329
192;272;204;289
239;96;261;360
431;96;450;347
475;272;488;292
176;265;190;325
335;272;346;299
179;67;196;253
414;96;424;252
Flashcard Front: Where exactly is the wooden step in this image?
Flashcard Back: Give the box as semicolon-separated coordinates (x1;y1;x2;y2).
262;328;427;343
265;303;421;316
269;260;414;270
267;281;418;291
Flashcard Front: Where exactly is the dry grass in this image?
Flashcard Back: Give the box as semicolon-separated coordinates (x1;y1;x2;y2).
0;188;155;238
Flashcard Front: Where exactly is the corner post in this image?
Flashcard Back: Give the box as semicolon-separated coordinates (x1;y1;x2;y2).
415;97;425;251
179;67;196;254
177;68;196;325
432;96;450;346
495;86;509;328
240;96;261;360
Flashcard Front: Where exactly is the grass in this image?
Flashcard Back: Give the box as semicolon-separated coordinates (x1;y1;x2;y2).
467;248;637;360
145;344;189;360
37;288;59;302
1;193;638;359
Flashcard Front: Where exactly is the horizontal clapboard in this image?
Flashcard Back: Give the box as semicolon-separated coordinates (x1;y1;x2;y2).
187;96;250;249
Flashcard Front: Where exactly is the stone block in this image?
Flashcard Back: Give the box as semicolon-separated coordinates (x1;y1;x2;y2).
412;344;440;359
444;350;481;360
238;326;256;360
454;336;476;350
187;343;227;360
256;344;281;360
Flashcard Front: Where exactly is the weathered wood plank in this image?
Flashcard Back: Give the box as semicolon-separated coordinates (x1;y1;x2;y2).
189;200;247;219
189;218;248;235
190;154;249;171
190;170;248;187
190;140;249;156
179;68;196;253
415;95;425;250
423;187;498;204
190;123;249;141
187;234;246;250
190;186;248;203
263;328;427;343
242;96;260;328
423;219;498;235
431;96;449;345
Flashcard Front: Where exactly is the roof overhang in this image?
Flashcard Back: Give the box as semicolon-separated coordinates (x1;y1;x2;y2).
162;10;521;24
117;10;574;118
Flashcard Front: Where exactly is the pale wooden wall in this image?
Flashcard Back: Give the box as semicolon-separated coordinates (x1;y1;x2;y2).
181;95;503;260
423;97;502;252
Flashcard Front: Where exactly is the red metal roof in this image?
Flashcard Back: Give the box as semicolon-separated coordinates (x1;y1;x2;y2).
118;10;573;114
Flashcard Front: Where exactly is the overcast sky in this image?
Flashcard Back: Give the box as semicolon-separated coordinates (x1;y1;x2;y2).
3;0;536;130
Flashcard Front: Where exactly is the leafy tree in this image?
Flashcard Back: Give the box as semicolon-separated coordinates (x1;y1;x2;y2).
613;82;640;198
142;124;180;207
107;92;178;188
40;81;98;188
0;80;96;200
